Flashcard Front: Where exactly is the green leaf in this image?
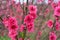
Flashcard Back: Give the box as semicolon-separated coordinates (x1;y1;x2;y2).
0;36;10;40
18;32;26;38
58;38;60;40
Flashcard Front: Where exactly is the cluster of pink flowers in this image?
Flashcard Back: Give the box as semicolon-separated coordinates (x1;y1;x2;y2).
49;32;57;40
54;6;60;17
3;16;18;40
54;2;60;31
24;5;37;32
1;0;60;40
46;1;60;40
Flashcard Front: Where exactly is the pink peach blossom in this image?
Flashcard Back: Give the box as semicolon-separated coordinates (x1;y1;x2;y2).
47;20;53;28
27;23;34;32
9;24;18;31
49;32;57;40
28;5;37;13
30;12;37;19
8;17;18;31
8;30;17;38
3;18;9;28
8;17;17;25
55;21;60;30
51;2;58;9
24;14;34;24
20;24;25;32
54;6;60;17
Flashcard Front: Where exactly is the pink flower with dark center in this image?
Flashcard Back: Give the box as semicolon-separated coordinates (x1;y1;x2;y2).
51;2;58;9
3;18;9;28
20;24;25;32
30;12;37;19
8;30;17;38
8;17;18;31
55;16;59;21
28;5;37;13
27;23;34;32
54;6;60;17
55;21;60;30
24;14;34;24
47;20;53;28
49;32;57;40
8;17;17;25
9;24;18;31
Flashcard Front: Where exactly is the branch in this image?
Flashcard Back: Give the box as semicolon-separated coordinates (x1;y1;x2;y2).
0;16;3;21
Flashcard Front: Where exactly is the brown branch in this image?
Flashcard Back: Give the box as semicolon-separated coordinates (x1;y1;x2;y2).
0;16;3;21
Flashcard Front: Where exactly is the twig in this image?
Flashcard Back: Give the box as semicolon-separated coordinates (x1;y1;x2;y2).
0;16;3;21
